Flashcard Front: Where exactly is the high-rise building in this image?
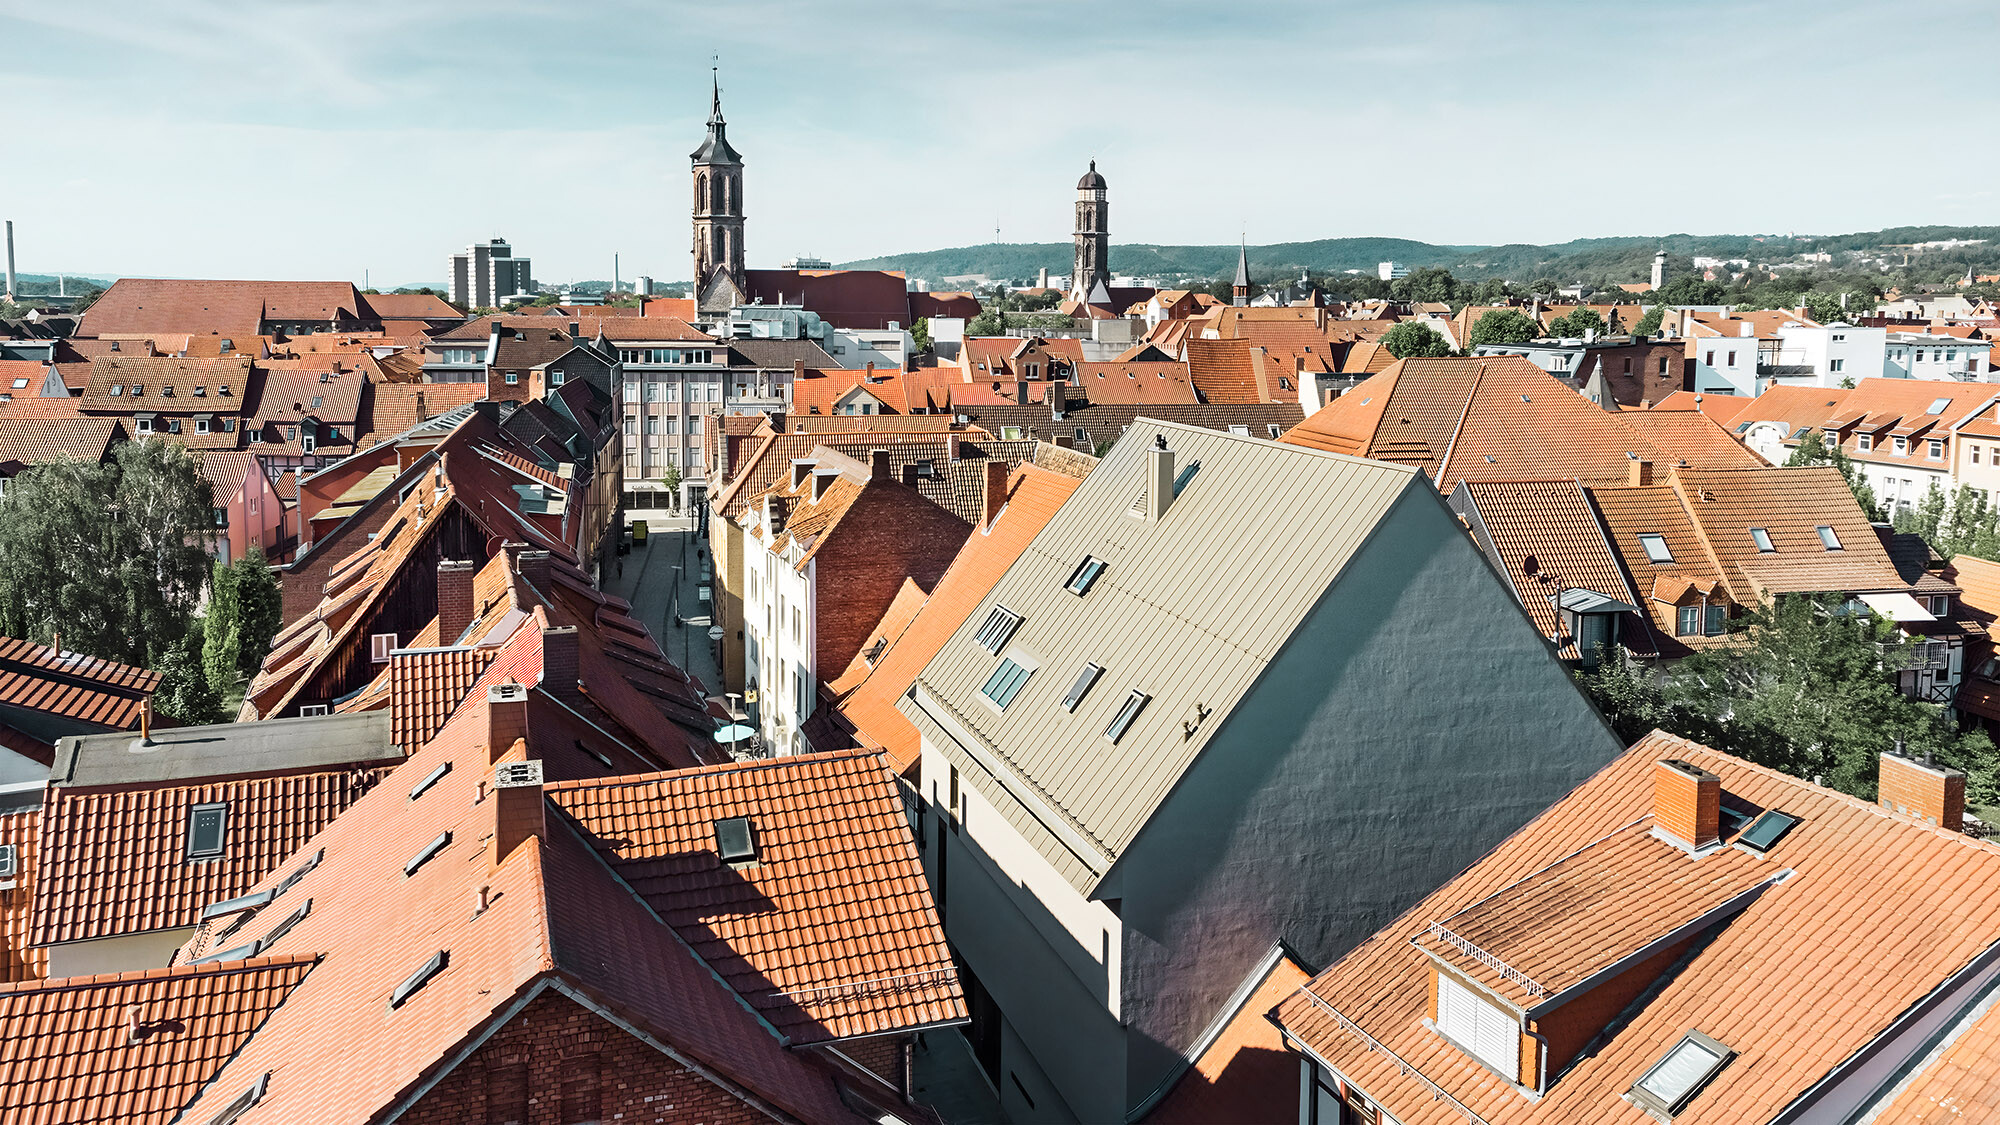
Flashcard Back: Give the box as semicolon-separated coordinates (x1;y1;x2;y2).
448;237;534;308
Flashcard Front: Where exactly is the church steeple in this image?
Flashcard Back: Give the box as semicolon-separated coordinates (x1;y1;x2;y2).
691;68;746;297
1232;238;1251;306
1071;160;1110;305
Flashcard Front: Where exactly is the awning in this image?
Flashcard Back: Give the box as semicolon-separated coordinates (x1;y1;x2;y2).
1860;591;1936;623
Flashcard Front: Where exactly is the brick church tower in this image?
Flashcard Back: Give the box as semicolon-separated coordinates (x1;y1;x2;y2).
1072;161;1109;303
691;71;745;293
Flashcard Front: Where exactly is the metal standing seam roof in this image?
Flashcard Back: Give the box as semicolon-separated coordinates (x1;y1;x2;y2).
902;419;1419;893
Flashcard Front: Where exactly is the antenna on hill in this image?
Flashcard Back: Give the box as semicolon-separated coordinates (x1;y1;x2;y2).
995;217;1001;242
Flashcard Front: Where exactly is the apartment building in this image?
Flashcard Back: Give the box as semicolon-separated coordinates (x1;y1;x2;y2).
601;318;726;508
446;236;533;309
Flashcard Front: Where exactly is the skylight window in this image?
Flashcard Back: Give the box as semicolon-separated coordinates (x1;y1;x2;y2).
389;949;449;1009
1631;1032;1733;1116
1737;810;1799;852
187;803;228;860
715;816;757;864
1062;663;1104;712
202;1072;270;1125
190;942;261;966
1816;525;1842;550
1750;527;1774;553
409;761;452;800
199;889;274;923
980;658;1034;710
1104;691;1151;743
404;830;452;877
258;898;312;949
1066;556;1106;596
1172;459;1202;497
973;606;1023;653
273;848;323;897
1638;534;1673;563
1929;397;1952;415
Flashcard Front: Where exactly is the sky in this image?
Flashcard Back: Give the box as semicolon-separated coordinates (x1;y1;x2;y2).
0;0;1991;287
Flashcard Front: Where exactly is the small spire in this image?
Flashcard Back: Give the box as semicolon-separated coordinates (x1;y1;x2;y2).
1234;236;1251;288
709;66;723;125
1089;159;1096;172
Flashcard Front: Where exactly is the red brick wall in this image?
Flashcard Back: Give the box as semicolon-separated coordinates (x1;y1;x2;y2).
281;498;398;626
1585;343;1687;408
1653;760;1719;848
812;485;972;678
1880;752;1966;831
401;989;774;1125
1528;937;1692;1087
826;1034;910;1094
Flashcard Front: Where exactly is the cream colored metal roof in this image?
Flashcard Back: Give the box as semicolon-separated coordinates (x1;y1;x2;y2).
902;418;1420;895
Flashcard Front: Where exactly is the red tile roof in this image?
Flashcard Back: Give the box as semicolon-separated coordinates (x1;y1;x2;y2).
547;749;964;1043
80;279;365;339
1455;480;1653;660
0;956;319;1125
1144;952;1312;1125
0;417;120;467
741;269;912;330
359;383;486;446
359;292;459;321
0;637;158;729
0;808;44;984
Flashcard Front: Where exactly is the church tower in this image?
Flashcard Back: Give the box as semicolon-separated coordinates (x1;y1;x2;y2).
691;71;745;294
1072;161;1110;303
1232;239;1252;306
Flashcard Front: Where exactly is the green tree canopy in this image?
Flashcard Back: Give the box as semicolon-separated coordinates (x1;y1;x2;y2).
1390;267;1458;304
1632;305;1666;336
156;620;225;726
909;318;932;353
966;309;1004;337
1785;430;1881;520
1379;321;1454;359
1467;308;1542;348
1546;308;1607;338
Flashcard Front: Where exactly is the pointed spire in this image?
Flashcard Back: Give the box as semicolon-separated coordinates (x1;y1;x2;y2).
691;67;742;166
709;67;724;126
1234;237;1251;288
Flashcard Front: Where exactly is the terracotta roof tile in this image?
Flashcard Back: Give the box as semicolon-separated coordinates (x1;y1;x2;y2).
0;808;44;985
1455;480;1650;660
0;417;120;465
80;279;364;339
0;637;157;728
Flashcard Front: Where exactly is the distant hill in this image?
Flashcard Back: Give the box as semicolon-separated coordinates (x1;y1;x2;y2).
841;225;2000;285
7;272;116;294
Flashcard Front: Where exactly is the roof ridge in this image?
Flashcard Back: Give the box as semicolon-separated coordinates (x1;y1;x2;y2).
0;952;321;996
544;747;885;793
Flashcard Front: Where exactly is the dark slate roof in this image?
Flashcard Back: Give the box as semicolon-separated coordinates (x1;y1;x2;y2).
728;339;840;370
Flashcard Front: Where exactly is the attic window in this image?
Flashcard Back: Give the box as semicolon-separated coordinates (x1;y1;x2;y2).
1061;663;1103;712
1630;1032;1734;1117
1750;527;1774;553
973;606;1023;653
1103;690;1150;743
7;379;23;390
199;888;274;923
1065;556;1107;596
388;949;449;1009
715;816;757;864
110;384;124;396
187;803;228;860
1173;459;1202;497
0;843;13;880
980;657;1034;710
404;830;452;877
1929;397;1952;415
1737;809;1799;852
409;761;452;801
258;897;312;949
1816;525;1842;550
201;1071;270;1125
1638;534;1674;563
274;848;323;896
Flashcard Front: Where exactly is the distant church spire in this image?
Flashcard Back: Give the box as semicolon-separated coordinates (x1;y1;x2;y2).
1072;160;1110;305
1232;237;1251;306
691;68;746;307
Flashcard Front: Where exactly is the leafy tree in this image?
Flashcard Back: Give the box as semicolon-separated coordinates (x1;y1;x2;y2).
909;318;932;353
155;620;225;726
1803;290;1849;324
202;559;241;697
1379;321;1454;359
0;438;214;667
1546;308;1607;338
966;309;1004;337
231;549;282;675
1390;267;1458;304
1575;648;1685;744
1785;431;1880;519
659;463;683;509
1632;306;1666;336
1467;308;1542;348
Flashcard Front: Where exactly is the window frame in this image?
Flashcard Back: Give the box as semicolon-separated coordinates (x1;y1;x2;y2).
1065;556;1107;596
1061;663;1104;712
972;606;1023;653
1749;527;1774;553
978;657;1035;711
1629;1030;1735;1117
1638;533;1673;563
187;802;229;860
1816;525;1843;550
1103;690;1151;743
369;632;397;663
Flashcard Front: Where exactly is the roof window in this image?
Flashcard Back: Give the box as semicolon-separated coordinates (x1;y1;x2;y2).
258;897;312;949
1172;459;1202;497
388;949;449;1009
189;942;261;966
715;816;757;864
980;657;1034;710
1630;1032;1733;1117
201;1072;270;1125
973;606;1023;653
0;844;13;880
187;803;228;860
110;384;124;396
1816;525;1842;550
1750;527;1774;553
1104;690;1151;743
1737;809;1799;852
1638;534;1673;563
1062;663;1103;712
409;761;451;801
1066;556;1106;596
1929;397;1952;415
199;888;274;923
404;830;452;877
273;848;323;896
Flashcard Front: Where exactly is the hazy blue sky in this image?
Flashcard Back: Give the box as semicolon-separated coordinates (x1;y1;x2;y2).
0;1;1986;286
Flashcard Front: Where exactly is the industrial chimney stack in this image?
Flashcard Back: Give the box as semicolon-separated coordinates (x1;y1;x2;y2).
4;220;15;303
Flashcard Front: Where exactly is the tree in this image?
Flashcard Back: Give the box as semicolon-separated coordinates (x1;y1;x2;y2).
1786;430;1880;520
1803;290;1848;324
966;309;1004;337
230;549;282;676
658;463;683;509
1379;321;1454;359
0;438;214;667
202;558;241;697
155;621;225;726
1546;308;1607;338
1390;267;1458;304
909;318;932;354
1632;305;1666;337
1467;308;1541;348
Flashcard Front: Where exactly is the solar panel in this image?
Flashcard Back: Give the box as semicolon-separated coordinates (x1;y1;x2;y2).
1738;810;1798;852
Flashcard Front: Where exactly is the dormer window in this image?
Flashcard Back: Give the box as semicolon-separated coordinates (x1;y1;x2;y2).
1630;1032;1734;1117
1638;534;1673;563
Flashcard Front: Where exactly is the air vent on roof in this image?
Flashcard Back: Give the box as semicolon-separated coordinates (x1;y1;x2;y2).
715;816;757;864
389;949;449;1009
495;759;544;788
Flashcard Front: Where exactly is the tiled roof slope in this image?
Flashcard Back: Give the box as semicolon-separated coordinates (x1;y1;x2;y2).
0;637;158;730
1453;480;1654;661
1273;731;2000;1125
29;765;391;946
547;749;964;1043
0;807;44;984
1282;358;1761;489
165;689;872;1125
1877;989;2000;1120
714;429;958;520
1670;465;1909;601
359;292;458;320
833;464;1084;773
0;956;318;1125
78;279;363;339
0;417;119;466
387;646;496;752
79;355;253;411
1144;951;1311;1125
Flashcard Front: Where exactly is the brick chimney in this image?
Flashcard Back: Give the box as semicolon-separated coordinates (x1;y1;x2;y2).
793;359;805;384
1628;459;1654;487
490;745;545;865
540;624;580;706
1050;380;1067;419
516;549;551;591
983;460;1009;529
436;559;476;644
1880;747;1966;831
1654;759;1721;849
486;682;529;762
1015;379;1029;405
869;448;891;482
900;464;919;487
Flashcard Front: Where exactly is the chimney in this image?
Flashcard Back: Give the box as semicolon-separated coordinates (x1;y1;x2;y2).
490;746;545;865
900;464;919;487
790;458;815;489
1050;380;1067;419
983;459;1009;529
764;493;788;535
1628;459;1654;487
1880;746;1966;831
1015;379;1029;405
139;697;154;745
436;559;475;644
516;549;552;591
486;682;529;762
869;448;891;482
1147;435;1175;522
568;320;580;339
947;433;961;461
1654;759;1721;849
3;220;14;303
540;624;580;705
793;359;805;383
